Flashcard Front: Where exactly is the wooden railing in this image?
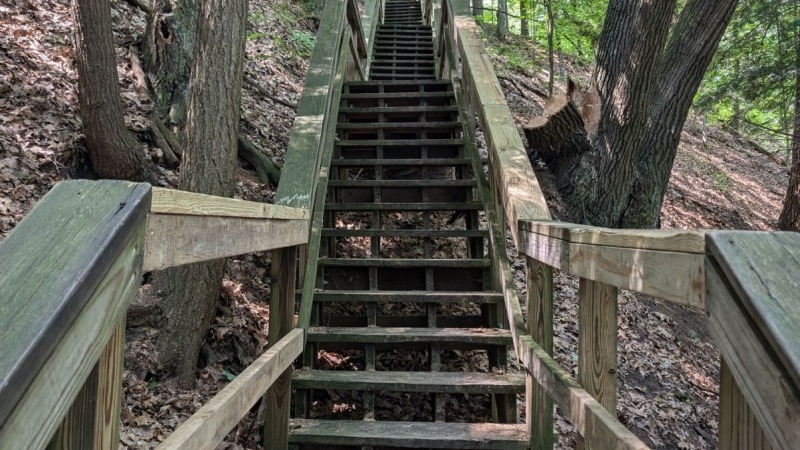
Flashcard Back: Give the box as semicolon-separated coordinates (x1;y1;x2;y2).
0;180;309;450
426;0;800;449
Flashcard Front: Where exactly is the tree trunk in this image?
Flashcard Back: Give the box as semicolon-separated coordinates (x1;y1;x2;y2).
473;0;483;22
72;0;147;181
143;0;197;129
520;0;529;37
156;0;248;385
496;0;508;39
528;0;738;228
778;24;800;232
544;0;555;96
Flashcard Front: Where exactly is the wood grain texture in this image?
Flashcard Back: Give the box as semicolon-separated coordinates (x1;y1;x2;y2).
0;225;145;449
48;319;125;450
150;187;308;219
520;220;706;254
519;336;648;449
706;231;800;390
578;279;618;416
519;228;705;309
706;256;800;450
157;329;303;450
718;358;773;450
293;369;525;393
0;180;150;430
526;257;554;450
143;214;308;271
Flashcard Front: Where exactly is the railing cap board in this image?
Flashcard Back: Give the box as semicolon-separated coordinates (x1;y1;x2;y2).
706;231;800;391
0;180;151;427
150;187;308;220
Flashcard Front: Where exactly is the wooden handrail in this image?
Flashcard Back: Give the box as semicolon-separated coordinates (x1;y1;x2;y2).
0;180;150;449
156;329;304;450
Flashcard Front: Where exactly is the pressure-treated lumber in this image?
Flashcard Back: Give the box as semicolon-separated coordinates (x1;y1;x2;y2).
519;336;649;449
0;180;150;435
309;290;501;303
578;279;618;420
293;369;525;393
143;214;308;271
706;231;800;450
526;257;554;450
718;359;773;450
150;187;307;219
288;420;530;449
0;220;145;449
156;329;304;450
518;226;704;309
307;327;512;344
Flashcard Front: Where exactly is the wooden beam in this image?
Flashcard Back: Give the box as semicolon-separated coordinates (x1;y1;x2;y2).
718;358;773;450
156;329;304;450
519;228;705;309
705;240;800;450
0;180;150;434
519;336;649;449
526;257;554;450
0;224;145;449
48;319;125;450
520;220;705;254
143;214;308;272
150;187;308;220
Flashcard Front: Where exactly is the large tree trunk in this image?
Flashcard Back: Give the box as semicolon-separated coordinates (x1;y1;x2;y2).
143;0;197;129
520;0;528;37
472;0;483;22
778;27;800;232
496;0;508;39
72;0;147;180
526;0;738;228
156;0;248;385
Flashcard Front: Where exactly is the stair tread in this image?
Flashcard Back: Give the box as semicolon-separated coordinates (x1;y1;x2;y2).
317;257;490;267
337;121;460;129
328;179;474;187
323;201;482;211
341;92;452;99
307;289;500;303
307;327;512;344
336;138;463;146
330;158;471;166
344;79;449;86
339;106;458;113
293;369;525;393
288;420;528;448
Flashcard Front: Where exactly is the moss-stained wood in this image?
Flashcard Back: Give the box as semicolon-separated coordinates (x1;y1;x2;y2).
156;329;303;450
706;233;800;450
0;180;150;434
519;228;704;309
519;336;649;449
150;187;308;220
0;218;146;449
288;419;529;449
143;214;308;272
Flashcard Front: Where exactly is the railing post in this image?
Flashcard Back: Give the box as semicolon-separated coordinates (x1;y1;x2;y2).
577;278;618;449
263;245;298;450
526;257;554;450
718;358;772;450
48;319;126;450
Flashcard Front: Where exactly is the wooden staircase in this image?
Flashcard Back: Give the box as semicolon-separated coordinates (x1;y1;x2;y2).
288;0;529;448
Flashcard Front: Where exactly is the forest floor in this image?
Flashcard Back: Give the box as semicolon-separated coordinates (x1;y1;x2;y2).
0;1;790;449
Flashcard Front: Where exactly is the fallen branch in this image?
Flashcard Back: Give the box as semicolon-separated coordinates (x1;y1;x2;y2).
497;75;548;99
244;75;298;110
238;136;281;185
150;112;179;164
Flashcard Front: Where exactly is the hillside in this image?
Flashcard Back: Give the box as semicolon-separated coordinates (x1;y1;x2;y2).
0;2;791;449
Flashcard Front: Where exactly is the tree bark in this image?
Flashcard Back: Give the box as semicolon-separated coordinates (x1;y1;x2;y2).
544;0;555;96
528;0;738;228
143;0;198;129
72;0;147;181
156;0;248;385
496;0;508;39
520;0;529;37
473;0;483;22
778;23;800;232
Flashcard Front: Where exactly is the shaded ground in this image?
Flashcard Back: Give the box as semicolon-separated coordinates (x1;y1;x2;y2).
0;3;790;449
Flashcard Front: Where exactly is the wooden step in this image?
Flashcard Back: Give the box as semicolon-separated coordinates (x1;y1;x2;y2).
341;92;452;100
370;59;436;66
336;138;463;147
293;369;525;394
371;73;437;80
339;105;458;114
307;327;513;345
317;257;490;268
323;201;482;211
328;179;474;187
330;157;472;166
288;420;528;448
344;79;449;87
306;290;501;303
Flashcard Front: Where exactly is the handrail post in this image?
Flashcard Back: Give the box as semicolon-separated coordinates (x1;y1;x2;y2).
263;244;298;450
577;279;618;449
526;257;554;450
48;319;126;450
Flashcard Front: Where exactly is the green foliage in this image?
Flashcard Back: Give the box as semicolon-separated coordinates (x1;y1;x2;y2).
246;31;266;42
290;31;316;56
713;172;732;192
